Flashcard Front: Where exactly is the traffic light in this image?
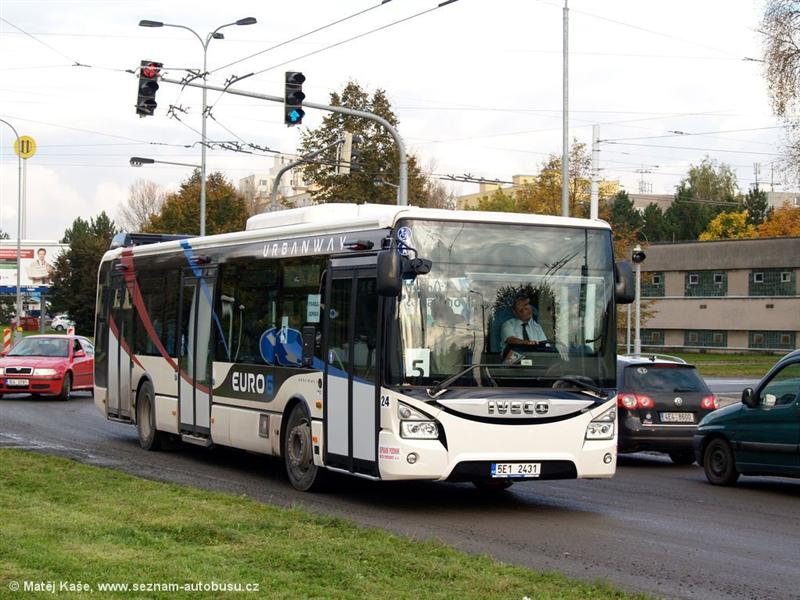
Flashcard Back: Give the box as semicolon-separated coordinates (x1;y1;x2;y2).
136;60;162;117
284;71;305;126
340;132;363;174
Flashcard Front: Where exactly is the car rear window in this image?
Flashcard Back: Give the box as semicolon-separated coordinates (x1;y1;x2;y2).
624;365;709;393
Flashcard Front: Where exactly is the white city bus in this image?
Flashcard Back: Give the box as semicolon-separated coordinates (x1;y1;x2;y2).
94;204;634;491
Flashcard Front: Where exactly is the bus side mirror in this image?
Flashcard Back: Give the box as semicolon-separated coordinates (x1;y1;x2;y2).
301;325;316;367
377;250;402;297
615;261;635;304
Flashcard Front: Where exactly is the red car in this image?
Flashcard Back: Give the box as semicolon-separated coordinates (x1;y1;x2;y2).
0;335;94;400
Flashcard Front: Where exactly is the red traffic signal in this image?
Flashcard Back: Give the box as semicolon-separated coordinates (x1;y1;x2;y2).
136;60;163;118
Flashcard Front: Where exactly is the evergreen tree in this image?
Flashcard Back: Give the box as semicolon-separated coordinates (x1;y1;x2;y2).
49;212;117;335
298;82;432;206
641;203;668;242
145;171;247;236
742;185;772;225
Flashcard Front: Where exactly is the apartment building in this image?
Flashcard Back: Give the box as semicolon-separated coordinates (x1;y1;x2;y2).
638;237;800;352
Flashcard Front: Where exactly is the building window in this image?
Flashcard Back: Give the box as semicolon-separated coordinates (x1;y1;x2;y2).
685;330;726;348
652;274;662;286
749;269;795;296
749;331;796;350
713;272;723;285
688;274;699;285
685;271;727;297
641;329;665;346
642;271;665;298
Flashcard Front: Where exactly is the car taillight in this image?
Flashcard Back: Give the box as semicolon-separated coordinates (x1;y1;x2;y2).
617;393;655;409
701;395;719;410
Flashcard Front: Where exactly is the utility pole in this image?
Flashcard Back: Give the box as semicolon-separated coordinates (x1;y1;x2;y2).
561;0;570;218
590;125;599;220
160;76;409;206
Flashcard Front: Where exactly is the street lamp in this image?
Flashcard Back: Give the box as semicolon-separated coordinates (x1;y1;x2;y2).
631;245;646;355
373;178;400;203
130;156;201;169
0;118;24;342
138;16;257;237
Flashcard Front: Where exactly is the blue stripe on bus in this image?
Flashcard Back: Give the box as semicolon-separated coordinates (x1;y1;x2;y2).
179;239;230;360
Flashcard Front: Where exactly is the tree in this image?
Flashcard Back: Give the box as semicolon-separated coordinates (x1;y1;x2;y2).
298;81;432;206
681;157;738;203
762;1;800;177
117;179;165;232
145;170;247;235
473;189;519;213
606;191;644;235
641;203;669;242
757;202;800;237
699;211;758;240
49;212;117;335
742;186;772;226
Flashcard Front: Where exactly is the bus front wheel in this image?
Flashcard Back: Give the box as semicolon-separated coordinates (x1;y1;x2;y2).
284;404;327;492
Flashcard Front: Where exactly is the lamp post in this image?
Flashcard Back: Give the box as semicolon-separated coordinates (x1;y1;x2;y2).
139;17;257;237
130;156;201;169
373;178;400;204
0;118;24;342
631;245;646;355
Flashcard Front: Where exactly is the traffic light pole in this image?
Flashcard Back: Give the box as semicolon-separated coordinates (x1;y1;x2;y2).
0;118;24;343
270;137;343;211
160;76;409;206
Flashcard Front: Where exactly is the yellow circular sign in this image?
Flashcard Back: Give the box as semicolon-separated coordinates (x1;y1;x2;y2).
14;136;36;160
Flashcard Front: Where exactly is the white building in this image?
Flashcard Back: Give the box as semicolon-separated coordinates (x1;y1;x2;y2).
239;155;313;214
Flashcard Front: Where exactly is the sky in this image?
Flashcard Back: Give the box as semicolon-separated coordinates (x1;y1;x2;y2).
0;0;785;241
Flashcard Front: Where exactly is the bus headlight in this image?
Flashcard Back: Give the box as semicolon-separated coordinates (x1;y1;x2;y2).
400;421;439;439
585;407;616;440
398;402;440;440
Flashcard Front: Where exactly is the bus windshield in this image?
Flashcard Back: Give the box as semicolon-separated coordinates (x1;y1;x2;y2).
389;219;616;390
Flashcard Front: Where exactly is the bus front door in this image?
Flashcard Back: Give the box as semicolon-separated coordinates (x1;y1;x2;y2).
324;259;381;477
108;274;133;420
177;267;216;438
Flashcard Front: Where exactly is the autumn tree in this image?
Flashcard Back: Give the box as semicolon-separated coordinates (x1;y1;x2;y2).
762;1;800;178
699;211;758;240
117;179;165;232
49;212;117;334
298;81;432;206
144;170;247;235
757;202;800;236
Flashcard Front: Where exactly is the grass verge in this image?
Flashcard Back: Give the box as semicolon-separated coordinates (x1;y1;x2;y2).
0;449;645;600
663;352;781;378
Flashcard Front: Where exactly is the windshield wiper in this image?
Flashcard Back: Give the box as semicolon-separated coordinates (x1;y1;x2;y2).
427;359;522;398
553;376;608;399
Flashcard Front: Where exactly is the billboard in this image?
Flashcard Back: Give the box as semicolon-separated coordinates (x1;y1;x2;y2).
0;241;68;292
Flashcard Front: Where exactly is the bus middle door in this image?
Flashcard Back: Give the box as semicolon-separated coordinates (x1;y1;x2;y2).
323;257;381;477
107;273;133;420
177;267;216;439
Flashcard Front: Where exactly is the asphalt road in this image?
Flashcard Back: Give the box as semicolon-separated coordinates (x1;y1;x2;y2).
2;394;799;600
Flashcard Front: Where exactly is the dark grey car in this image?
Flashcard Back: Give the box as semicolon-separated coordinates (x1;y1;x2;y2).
616;355;718;464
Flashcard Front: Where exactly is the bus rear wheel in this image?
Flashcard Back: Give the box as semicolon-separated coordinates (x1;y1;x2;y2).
136;381;165;451
284;404;327;492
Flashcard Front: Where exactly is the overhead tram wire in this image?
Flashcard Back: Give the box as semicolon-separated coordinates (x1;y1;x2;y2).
208;1;392;76
601;125;785;143
602;141;782;157
223;0;461;85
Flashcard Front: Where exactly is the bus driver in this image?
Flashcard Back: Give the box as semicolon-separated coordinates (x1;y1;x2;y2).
501;296;546;356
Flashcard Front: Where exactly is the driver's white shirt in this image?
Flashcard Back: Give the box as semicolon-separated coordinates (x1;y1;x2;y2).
501;317;546;351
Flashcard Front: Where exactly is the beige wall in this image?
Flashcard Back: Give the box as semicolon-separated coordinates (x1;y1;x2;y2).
727;270;749;295
664;272;684;296
646;297;799;331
